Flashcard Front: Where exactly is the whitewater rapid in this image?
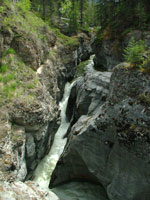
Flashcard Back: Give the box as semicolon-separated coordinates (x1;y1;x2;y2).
33;82;74;188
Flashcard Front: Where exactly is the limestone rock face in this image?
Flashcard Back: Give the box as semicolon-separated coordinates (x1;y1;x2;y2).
51;63;150;200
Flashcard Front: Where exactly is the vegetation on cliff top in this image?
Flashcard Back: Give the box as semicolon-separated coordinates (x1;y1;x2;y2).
0;49;40;106
0;0;80;106
96;0;150;40
123;38;150;73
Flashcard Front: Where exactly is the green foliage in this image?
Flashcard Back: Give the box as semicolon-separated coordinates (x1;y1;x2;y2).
0;54;40;106
0;75;3;82
139;93;150;105
96;0;150;39
17;0;31;12
135;2;147;29
3;74;15;84
140;57;150;73
53;28;78;47
75;60;90;77
123;38;146;66
121;28;132;37
0;6;5;13
0;65;8;73
65;37;78;47
68;1;80;34
3;48;16;57
61;0;72;18
2;6;46;41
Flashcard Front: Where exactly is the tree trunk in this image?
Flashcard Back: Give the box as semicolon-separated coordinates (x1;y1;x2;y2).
80;0;83;27
42;0;46;21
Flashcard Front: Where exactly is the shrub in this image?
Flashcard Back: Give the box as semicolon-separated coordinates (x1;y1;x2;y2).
0;6;5;13
0;65;8;73
3;48;16;57
123;38;146;66
17;0;31;12
140;58;150;73
3;74;14;84
75;60;90;77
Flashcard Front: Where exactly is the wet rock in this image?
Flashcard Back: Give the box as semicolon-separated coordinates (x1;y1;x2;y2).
52;181;109;200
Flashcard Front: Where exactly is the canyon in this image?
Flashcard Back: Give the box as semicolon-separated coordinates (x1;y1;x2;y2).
0;3;150;200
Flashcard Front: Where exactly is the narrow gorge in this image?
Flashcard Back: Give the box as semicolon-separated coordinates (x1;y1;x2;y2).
0;1;150;200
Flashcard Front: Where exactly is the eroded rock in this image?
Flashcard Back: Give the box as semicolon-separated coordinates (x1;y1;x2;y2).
93;30;150;71
0;181;59;200
51;63;150;200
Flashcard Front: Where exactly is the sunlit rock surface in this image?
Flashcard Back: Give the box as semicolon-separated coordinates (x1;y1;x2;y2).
0;181;59;200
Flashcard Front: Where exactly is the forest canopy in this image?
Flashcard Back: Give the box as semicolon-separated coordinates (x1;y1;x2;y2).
2;0;150;37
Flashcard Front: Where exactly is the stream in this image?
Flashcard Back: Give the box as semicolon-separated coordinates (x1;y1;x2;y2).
33;82;74;188
33;55;108;200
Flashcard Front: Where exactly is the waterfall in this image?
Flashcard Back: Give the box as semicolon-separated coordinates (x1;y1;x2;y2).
86;55;95;72
73;50;78;67
33;82;74;189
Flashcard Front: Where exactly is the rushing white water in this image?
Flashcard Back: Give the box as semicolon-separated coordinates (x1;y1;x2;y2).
86;55;95;72
33;82;74;188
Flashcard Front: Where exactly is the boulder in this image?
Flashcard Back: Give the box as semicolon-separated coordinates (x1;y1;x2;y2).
66;69;111;123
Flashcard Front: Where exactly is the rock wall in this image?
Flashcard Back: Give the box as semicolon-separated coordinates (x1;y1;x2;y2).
93;30;150;71
0;3;80;183
51;62;150;200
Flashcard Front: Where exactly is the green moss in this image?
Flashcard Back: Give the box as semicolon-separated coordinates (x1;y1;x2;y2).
52;28;78;48
139;93;150;105
3;48;16;57
75;60;90;77
65;37;78;47
0;65;8;73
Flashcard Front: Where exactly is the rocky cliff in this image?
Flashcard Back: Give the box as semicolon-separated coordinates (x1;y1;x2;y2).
1;2;150;200
51;62;150;199
0;2;92;185
93;30;150;71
